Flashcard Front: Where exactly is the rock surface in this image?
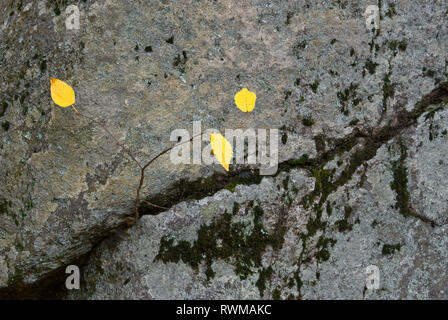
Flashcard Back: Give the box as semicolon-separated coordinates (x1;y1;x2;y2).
67;107;448;299
0;0;447;298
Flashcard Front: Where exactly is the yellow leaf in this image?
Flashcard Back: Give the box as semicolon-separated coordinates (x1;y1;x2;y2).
234;88;256;112
210;133;232;171
50;78;75;107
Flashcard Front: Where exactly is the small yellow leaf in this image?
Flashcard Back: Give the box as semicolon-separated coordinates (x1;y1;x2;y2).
50;78;75;107
210;133;232;171
234;88;256;112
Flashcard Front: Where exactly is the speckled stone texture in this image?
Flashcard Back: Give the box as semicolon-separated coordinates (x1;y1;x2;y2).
0;0;447;298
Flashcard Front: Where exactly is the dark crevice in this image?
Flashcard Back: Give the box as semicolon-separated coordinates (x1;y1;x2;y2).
141;82;448;221
3;83;447;298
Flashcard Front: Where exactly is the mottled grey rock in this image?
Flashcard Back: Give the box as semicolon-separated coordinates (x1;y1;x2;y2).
68;106;448;299
0;0;447;297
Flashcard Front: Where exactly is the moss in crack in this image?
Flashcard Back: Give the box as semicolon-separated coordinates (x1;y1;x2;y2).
382;243;401;255
301;166;334;209
7;268;24;287
310;79;319;94
143;83;447;225
316;235;337;263
155;204;287;289
363;59;379;77
410;82;448;120
302;115;315;127
284;154;314;168
337;83;360;116
285;12;293;25
0;199;12;215
2;120;10;131
0;101;8;117
173;51;187;74
314;135;326;154
141;170;263;215
390;142;411;218
280;125;288;144
385;3;397;18
282;175;290;190
422;67;436;78
382;66;396;113
256;266;273;296
272;287;281;300
0;199;18;226
232;202;239;215
293;40;307;59
335;205;354;232
388;40;407;56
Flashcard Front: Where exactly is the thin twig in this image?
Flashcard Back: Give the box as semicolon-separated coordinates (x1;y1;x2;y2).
76;112;143;170
142;200;169;210
73;106;204;224
133;133;202;221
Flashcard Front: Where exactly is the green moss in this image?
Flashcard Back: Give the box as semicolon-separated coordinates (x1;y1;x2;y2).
282;176;290;190
310;80;319;93
281;126;288;144
155;203;287;285
326;202;332;216
0;199;11;215
316;235;337;262
2;121;10;131
390;143;411;218
39;59;47;73
335;205;354;232
255;266;273;296
423;67;436;78
382;243;401;255
385;3;397;18
410;82;448;120
166;36;174;44
398;41;407;52
363;59;379;77
284;154;314;168
314;135;326;153
272;287;281;300
302;115;315;126
173;51;187;74
337;83;359;115
285;12;293;25
382;67;396;112
293;268;303;299
53;5;60;16
141;170;263;215
328;69;338;77
232;202;239;215
8;268;23;287
0;101;8;117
